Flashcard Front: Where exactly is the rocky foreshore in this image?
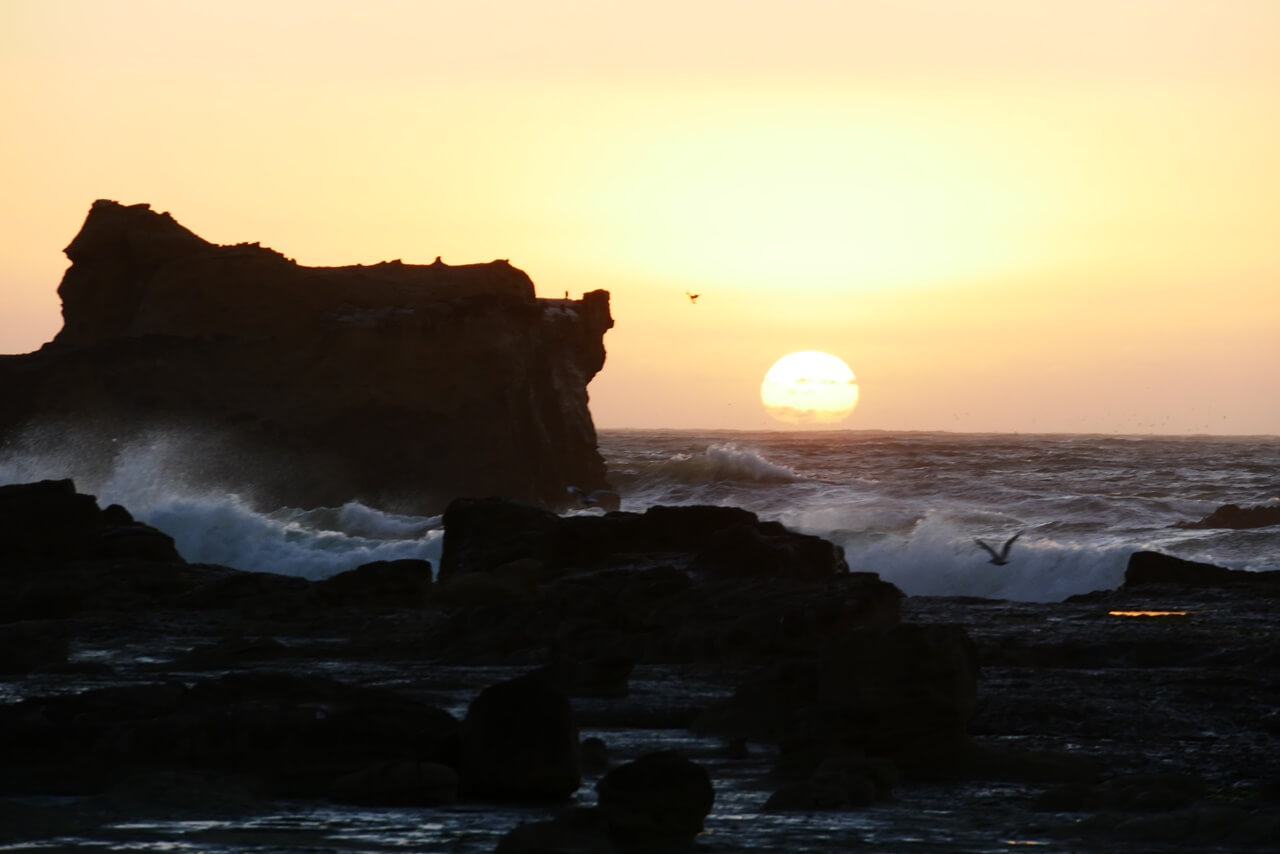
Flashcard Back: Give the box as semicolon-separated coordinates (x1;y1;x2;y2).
2;479;1278;851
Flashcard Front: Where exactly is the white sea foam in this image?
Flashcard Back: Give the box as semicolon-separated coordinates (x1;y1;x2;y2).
0;430;442;579
5;426;1277;593
143;495;441;580
830;512;1133;602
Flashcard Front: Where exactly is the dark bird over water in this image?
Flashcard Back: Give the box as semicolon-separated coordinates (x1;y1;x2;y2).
975;532;1023;565
567;485;621;512
685;291;700;304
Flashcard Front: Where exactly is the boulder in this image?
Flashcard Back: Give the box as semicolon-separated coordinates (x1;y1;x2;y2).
594;752;714;852
0;200;614;514
0;479;181;564
694;520;849;581
438;497;561;580
438;498;849;583
1124;551;1280;587
458;672;582;800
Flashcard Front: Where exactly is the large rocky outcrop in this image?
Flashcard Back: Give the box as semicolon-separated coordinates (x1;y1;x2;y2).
0;200;613;513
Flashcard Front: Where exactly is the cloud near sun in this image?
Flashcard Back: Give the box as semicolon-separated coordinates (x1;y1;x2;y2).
760;351;859;426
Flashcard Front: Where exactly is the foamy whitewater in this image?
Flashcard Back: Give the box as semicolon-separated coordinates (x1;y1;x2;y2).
2;429;1277;602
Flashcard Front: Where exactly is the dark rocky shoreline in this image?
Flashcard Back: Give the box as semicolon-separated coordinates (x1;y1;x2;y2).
2;480;1278;851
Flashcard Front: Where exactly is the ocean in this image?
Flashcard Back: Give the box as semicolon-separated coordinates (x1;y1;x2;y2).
2;428;1276;601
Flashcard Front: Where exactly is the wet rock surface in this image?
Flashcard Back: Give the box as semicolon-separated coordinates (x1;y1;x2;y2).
1;486;1278;851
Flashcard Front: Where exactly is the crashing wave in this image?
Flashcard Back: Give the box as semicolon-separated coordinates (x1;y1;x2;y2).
650;443;802;485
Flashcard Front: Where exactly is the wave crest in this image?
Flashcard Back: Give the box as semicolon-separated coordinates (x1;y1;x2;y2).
650;443;802;485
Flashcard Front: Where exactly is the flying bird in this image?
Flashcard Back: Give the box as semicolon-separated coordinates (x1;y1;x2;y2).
975;532;1023;565
566;485;621;512
685;291;700;304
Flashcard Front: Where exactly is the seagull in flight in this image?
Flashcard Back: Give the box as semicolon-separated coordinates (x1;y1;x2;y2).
975;532;1023;565
685;291;700;304
567;485;621;512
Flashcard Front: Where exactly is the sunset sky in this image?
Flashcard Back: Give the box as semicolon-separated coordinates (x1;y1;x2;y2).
2;0;1277;434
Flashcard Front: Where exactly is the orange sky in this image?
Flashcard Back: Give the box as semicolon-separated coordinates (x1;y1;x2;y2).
2;0;1277;434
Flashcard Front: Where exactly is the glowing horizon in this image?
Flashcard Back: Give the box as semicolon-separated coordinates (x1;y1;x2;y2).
2;0;1277;435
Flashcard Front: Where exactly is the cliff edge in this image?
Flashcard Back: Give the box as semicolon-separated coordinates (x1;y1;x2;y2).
0;200;614;513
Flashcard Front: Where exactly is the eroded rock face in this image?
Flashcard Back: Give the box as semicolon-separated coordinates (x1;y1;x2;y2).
0;200;614;513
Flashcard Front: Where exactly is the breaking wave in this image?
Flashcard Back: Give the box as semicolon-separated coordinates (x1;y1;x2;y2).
648;443;802;485
830;511;1135;602
0;428;442;579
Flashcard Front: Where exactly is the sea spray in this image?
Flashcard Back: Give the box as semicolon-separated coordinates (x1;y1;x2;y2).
3;427;1277;594
0;429;442;578
142;495;441;579
599;429;1280;602
828;512;1135;602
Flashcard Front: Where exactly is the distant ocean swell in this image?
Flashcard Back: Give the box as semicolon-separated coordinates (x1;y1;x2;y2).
2;428;1276;602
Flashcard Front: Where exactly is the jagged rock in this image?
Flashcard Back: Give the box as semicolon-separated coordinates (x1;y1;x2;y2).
1173;503;1280;530
595;752;714;852
1124;551;1280;587
0;479;181;564
458;671;582;800
438;498;849;582
0;200;613;513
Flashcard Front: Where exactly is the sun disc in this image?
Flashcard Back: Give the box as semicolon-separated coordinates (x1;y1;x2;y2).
761;351;859;425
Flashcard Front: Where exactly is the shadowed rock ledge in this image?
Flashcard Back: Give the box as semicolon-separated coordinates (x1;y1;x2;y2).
0;200;614;513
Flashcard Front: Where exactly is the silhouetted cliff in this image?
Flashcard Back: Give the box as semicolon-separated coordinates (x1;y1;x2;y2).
0;201;613;512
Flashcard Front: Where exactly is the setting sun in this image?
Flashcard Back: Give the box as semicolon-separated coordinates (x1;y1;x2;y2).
761;351;859;425
0;0;1277;434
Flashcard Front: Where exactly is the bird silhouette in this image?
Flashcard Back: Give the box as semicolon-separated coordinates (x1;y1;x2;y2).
685;291;700;304
567;485;621;512
975;532;1022;565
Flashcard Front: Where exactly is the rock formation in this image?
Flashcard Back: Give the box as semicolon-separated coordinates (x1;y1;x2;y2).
0;200;613;513
1172;503;1280;530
